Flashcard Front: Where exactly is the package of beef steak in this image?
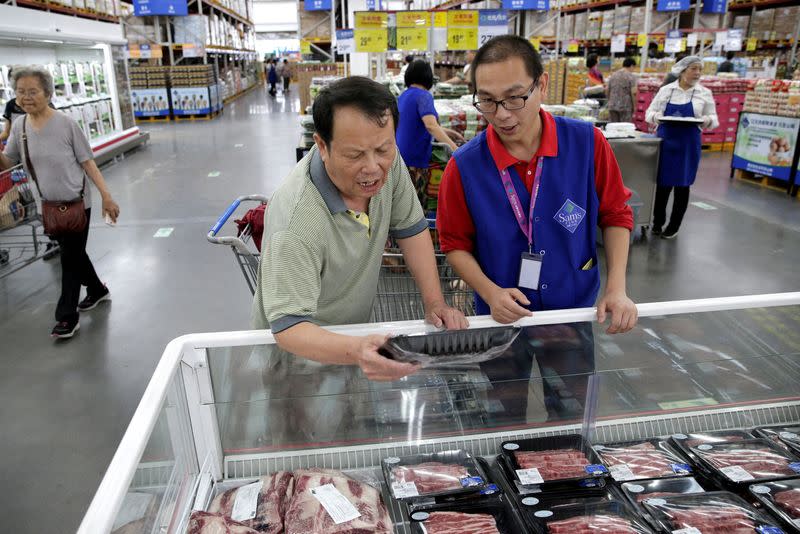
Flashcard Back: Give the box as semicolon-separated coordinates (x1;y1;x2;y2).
620;477;708;529
495;453;609;497
754;425;800;457
512;487;622;532
593;438;693;482
522;500;655;534
749;479;800;534
499;434;609;490
405;457;504;511
641;490;787;534
383;449;488;501
690;439;800;487
407;494;529;534
670;429;756;461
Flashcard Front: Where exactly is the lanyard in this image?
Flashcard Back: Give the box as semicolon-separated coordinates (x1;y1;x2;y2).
500;157;544;254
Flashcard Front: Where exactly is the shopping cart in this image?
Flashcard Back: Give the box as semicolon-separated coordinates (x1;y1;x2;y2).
209;197;475;322
0;164;54;278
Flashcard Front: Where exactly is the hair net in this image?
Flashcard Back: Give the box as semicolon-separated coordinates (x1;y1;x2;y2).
671;56;702;77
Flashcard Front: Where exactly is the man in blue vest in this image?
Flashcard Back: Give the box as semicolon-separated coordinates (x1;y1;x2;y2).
438;35;638;334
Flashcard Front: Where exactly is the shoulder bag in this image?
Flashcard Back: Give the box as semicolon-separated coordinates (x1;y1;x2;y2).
23;115;87;236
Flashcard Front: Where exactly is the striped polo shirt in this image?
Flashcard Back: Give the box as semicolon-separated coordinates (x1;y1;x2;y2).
251;145;427;332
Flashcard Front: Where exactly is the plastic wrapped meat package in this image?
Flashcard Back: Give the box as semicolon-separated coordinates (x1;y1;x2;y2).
207;472;294;533
749;479;800;532
380;326;520;367
690;439;800;485
642;491;787;534
383;450;487;501
408;495;526;534
513;489;620;532
594;439;692;482
621;476;707;503
500;434;608;489
524;501;654;534
670;429;756;461
755;425;800;456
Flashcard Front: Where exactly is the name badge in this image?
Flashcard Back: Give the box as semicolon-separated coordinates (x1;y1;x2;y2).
519;252;543;290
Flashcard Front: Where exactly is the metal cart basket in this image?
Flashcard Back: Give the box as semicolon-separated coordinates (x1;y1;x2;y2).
208;195;475;322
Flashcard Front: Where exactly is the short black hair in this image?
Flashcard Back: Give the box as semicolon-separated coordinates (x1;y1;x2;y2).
726;51;735;60
404;59;434;90
586;54;599;69
470;35;544;88
312;76;399;147
623;57;636;68
405;55;414;64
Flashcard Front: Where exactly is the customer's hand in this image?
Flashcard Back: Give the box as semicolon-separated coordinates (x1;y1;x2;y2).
425;301;469;330
597;290;638;334
102;194;120;223
487;287;533;324
355;334;420;381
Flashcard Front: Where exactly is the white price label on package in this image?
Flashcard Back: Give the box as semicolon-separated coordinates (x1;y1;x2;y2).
391;481;419;498
311;484;361;524
672;528;702;534
516;468;545;485
609;464;636;481
231;481;263;522
720;465;754;482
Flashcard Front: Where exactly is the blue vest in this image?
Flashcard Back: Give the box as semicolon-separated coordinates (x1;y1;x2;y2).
453;117;600;314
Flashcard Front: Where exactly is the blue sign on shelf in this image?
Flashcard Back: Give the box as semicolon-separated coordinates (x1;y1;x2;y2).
133;0;188;16
502;0;548;11
703;0;727;13
479;9;508;26
304;0;331;11
657;0;690;11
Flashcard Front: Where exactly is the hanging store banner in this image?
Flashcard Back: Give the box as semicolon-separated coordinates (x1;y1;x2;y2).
335;29;355;55
432;11;448;27
133;0;188;16
726;29;743;51
702;0;726;14
478;10;508;47
355;11;388;28
502;0;548;10
355;28;388;52
397;27;428;50
447;10;478;28
396;11;429;28
610;33;626;53
304;0;331;11
656;0;690;11
665;29;682;53
732;113;800;181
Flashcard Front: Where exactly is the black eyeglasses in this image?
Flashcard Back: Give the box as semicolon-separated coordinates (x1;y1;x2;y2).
472;81;539;113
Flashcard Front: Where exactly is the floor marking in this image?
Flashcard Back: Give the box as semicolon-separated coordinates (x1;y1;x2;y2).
691;201;717;211
153;227;174;238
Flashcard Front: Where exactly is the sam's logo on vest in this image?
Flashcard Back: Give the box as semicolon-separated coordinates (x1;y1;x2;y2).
554;199;587;234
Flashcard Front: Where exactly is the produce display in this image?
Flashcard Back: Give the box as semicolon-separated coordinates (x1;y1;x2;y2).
208;472;294;534
691;440;800;483
596;440;691;481
415;511;500;534
434;97;488;141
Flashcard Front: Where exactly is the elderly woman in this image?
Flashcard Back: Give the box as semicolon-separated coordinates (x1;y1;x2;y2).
0;66;120;339
645;56;718;239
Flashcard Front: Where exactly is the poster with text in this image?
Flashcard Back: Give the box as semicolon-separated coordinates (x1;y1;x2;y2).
336;29;355;55
131;88;170;117
502;0;548;10
657;0;689;11
732;112;800;181
171;87;212;115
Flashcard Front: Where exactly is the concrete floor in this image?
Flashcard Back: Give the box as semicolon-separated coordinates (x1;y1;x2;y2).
0;86;799;533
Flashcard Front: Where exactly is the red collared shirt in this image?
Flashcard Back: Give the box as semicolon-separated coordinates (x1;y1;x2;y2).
437;110;633;253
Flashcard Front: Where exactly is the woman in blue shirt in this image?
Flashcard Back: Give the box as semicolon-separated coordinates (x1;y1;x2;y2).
396;60;461;209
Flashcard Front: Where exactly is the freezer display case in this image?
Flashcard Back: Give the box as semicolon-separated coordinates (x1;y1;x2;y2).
78;293;800;533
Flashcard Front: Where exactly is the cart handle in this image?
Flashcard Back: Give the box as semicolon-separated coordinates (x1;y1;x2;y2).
207;194;268;245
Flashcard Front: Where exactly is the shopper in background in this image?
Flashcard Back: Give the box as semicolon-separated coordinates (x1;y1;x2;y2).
586;54;604;85
645;56;718;239
437;35;637;333
396;60;462;208
399;55;414;78
267;60;278;96
445;50;476;85
606;57;638;123
717;51;735;74
252;76;468;382
281;59;292;93
0;66;120;339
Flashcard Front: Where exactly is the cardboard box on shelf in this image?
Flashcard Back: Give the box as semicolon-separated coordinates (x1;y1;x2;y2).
586;12;601;41
574;12;587;39
749;9;774;41
562;14;575;41
600;14;614;40
773;7;800;40
613;5;631;35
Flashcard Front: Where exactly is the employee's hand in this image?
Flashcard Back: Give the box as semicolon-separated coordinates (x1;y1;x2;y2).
355;334;420;381
487;287;533;324
425;301;469;330
597;290;638;334
102;194;120;224
701;115;713;129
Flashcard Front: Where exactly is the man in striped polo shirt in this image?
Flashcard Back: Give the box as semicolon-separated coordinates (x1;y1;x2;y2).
252;76;468;382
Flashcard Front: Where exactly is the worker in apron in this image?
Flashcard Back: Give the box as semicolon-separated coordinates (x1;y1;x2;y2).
646;56;718;239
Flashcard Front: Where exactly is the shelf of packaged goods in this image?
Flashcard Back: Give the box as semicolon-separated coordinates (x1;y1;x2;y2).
202;0;254;28
729;0;800;10
222;82;259;104
14;0;118;23
560;0;630;14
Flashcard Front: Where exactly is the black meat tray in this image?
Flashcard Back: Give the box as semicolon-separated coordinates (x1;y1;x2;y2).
403;456;503;511
754;425;800;457
592;438;693;482
495;453;609;498
382;449;487;502
407;493;530;534
499;434;609;490
749;479;800;534
521;499;655;534
670;429;757;462
380;326;521;366
689;438;800;488
511;487;623;533
619;477;709;529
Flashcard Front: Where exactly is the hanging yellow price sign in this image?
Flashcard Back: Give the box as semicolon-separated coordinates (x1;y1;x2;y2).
657;40;664;51
397;11;429;28
680;38;687;51
397;27;428;50
433;11;447;28
300;40;312;54
447;10;478;27
355;29;388;52
637;33;647;47
567;40;579;53
448;27;478;50
746;37;757;51
354;11;388;29
530;37;541;51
